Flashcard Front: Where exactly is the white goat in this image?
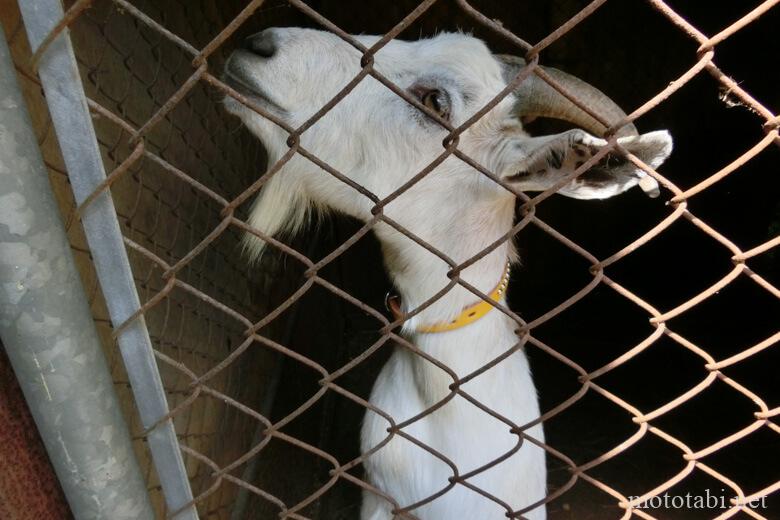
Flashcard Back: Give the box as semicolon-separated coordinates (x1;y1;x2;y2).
224;28;672;519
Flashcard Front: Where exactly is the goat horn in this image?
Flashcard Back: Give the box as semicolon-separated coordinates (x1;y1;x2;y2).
497;55;638;138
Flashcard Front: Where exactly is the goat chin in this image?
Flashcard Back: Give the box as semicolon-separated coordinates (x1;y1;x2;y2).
360;303;547;519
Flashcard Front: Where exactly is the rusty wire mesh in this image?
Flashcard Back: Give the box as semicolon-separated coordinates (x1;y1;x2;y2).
9;0;780;518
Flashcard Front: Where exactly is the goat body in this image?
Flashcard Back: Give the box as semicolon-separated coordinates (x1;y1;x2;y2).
361;301;547;519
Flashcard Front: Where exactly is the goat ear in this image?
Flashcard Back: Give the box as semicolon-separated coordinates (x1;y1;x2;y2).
509;129;673;200
558;130;672;200
242;173;310;262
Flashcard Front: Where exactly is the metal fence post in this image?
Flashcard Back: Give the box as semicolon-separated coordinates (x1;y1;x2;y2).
13;0;199;518
0;24;155;519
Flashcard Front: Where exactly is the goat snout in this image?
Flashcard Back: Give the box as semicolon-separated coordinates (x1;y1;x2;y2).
243;30;277;58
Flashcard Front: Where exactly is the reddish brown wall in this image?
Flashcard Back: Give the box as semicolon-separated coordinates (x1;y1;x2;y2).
0;345;72;520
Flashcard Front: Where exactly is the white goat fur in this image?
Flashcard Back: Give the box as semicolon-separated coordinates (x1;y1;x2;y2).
224;28;672;519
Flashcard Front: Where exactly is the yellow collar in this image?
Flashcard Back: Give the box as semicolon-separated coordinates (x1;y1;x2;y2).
387;263;511;334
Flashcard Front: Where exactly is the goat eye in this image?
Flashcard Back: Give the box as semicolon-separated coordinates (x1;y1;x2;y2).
420;89;449;119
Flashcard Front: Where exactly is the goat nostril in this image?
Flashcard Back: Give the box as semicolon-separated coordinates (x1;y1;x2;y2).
243;31;276;58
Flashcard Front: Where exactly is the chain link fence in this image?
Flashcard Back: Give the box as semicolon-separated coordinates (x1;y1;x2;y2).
3;0;778;519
